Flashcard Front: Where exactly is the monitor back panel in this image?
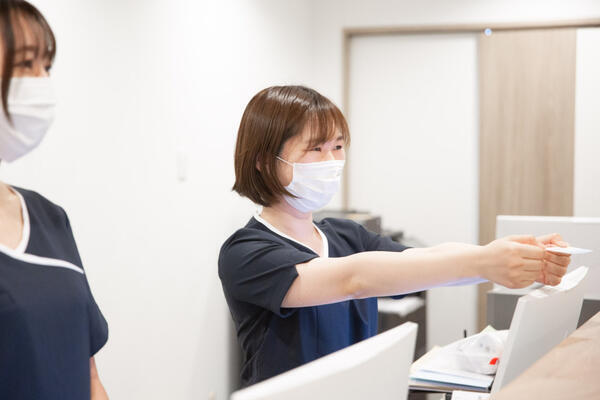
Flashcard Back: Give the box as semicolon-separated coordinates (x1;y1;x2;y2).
491;267;587;393
231;322;418;400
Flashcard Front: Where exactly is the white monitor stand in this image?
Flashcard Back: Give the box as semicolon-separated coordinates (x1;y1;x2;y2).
231;322;418;400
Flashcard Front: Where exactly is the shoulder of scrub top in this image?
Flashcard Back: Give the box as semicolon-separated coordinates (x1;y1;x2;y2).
11;185;70;229
315;216;372;245
218;217;288;258
317;216;410;254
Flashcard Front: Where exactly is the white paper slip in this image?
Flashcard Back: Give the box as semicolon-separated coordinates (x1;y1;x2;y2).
545;246;593;255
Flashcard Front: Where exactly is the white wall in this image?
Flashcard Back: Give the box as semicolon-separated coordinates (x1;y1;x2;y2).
2;1;314;399
311;0;600;348
348;33;480;346
575;28;600;218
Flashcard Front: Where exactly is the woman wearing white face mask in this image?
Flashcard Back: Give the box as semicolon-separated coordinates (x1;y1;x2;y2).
0;1;108;399
219;86;572;387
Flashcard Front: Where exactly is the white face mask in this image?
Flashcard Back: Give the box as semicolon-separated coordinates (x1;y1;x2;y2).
0;77;56;162
277;156;345;213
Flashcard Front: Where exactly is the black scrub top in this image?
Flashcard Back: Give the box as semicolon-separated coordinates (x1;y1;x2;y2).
218;216;408;387
0;187;108;400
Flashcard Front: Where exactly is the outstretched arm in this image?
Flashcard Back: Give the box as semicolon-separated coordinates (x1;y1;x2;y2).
282;235;555;308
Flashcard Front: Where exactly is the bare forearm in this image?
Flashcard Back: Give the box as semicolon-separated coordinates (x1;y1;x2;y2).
346;243;483;298
405;243;489;286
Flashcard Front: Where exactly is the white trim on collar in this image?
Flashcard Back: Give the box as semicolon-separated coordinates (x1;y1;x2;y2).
253;212;329;258
0;189;82;274
0;243;84;274
11;188;30;254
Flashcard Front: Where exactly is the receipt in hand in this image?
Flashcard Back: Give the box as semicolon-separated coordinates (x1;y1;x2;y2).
545;246;593;255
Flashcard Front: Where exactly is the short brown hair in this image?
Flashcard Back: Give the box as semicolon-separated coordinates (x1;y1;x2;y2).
233;86;350;206
0;0;56;119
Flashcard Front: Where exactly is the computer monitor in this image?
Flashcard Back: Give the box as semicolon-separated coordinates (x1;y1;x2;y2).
495;215;600;299
490;266;588;394
230;322;418;400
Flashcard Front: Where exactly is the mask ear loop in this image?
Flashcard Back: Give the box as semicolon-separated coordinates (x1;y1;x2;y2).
276;156;293;166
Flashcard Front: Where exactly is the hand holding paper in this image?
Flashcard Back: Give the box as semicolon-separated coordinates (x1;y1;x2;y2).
536;232;593;285
534;233;571;286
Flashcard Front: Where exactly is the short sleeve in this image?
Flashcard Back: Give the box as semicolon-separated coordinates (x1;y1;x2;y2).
87;293;109;356
63;208;109;356
219;230;318;317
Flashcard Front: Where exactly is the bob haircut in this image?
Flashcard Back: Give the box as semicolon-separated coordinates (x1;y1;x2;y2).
0;0;56;119
233;85;350;207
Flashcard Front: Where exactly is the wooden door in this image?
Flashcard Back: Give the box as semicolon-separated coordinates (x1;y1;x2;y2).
477;28;577;328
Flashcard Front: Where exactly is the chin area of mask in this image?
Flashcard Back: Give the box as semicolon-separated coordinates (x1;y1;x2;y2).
0;77;56;162
277;157;346;213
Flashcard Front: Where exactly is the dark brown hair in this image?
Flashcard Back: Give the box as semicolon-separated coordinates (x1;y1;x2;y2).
233;85;350;206
0;0;56;118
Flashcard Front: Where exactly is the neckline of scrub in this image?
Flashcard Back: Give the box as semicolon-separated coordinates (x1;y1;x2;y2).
0;242;84;274
0;187;84;274
7;186;30;254
253;211;329;258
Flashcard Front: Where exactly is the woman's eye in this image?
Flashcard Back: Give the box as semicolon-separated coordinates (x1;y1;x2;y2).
15;60;34;69
335;145;343;150
312;147;321;152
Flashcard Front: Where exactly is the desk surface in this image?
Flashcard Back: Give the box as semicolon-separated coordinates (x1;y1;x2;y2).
492;311;600;400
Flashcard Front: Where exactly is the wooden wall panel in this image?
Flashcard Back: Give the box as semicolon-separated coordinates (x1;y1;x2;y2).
477;29;577;329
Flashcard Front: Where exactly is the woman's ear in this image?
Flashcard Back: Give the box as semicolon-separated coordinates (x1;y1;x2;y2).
255;159;262;171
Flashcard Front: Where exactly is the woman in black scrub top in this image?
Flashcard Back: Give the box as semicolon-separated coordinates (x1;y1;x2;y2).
219;85;572;387
0;1;108;399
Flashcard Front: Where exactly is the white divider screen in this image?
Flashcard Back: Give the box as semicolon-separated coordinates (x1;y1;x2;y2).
348;33;480;347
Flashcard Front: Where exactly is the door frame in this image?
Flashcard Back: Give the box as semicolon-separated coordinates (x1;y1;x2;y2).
340;18;600;330
341;18;600;208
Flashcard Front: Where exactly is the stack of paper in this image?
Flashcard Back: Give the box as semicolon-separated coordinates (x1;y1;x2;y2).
409;346;494;393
